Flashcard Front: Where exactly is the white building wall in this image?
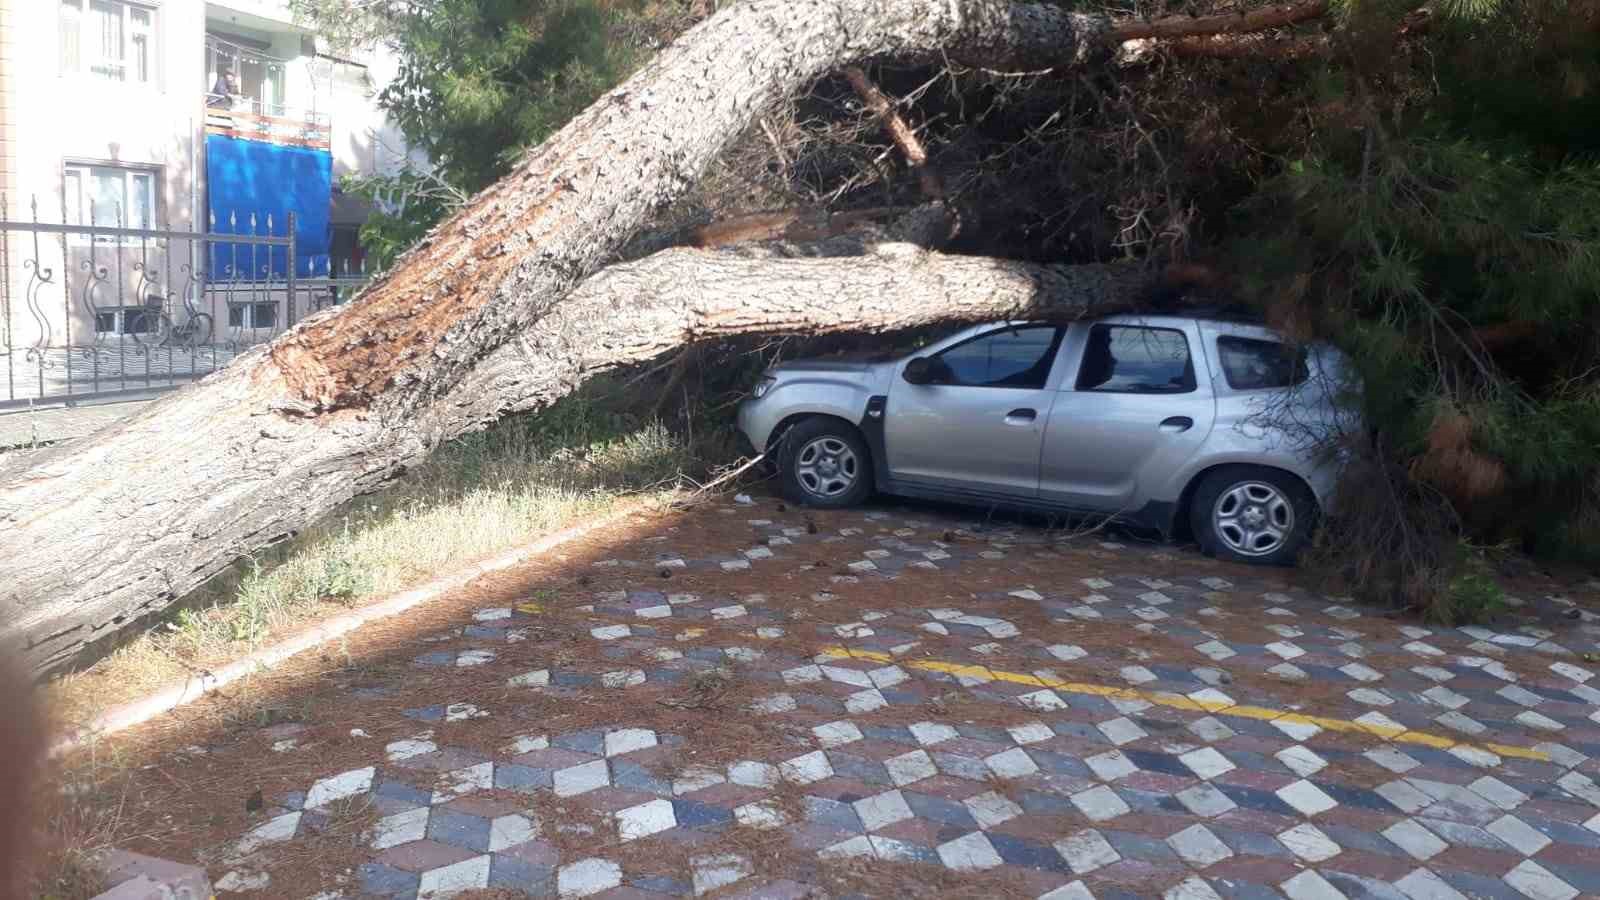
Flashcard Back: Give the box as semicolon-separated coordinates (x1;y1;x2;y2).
6;0;209;349
2;0;419;350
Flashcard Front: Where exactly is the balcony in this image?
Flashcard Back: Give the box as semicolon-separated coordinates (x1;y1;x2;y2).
203;33;329;149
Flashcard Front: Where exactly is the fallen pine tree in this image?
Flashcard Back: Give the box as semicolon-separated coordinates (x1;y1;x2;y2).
1;0;1341;671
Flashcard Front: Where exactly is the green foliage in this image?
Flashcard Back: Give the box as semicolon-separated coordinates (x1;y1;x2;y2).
378;0;653;193
340;169;461;269
1439;555;1509;625
1229;0;1600;568
291;0;675;267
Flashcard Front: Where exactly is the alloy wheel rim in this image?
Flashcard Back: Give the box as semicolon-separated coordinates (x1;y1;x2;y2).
1212;480;1294;557
795;437;858;498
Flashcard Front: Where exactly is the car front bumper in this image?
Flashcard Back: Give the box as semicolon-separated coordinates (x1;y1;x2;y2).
736;398;771;455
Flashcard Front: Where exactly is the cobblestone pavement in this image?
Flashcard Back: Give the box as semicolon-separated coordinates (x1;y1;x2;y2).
106;498;1600;899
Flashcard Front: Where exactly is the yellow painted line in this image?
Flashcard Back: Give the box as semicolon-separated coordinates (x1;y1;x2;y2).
818;646;1549;762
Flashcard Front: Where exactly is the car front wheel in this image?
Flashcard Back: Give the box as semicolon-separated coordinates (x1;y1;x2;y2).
778;418;874;508
1189;466;1316;565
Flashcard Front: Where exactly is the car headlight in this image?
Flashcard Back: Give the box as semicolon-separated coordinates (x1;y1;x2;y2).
750;376;776;399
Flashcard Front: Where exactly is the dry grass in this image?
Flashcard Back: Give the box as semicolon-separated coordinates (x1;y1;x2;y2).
29;763;138;900
46;388;715;729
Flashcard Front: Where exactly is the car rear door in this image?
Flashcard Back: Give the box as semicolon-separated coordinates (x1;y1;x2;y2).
1037;318;1217;513
883;324;1065;497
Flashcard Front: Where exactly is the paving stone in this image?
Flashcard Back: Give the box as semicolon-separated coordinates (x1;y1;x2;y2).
1181;748;1238;781
1500;859;1577;900
558;857;623;897
1087;750;1139;782
605;728;658;757
554;760;611;797
987;747;1041;779
305;767;375;809
1166;875;1226;900
359;862;420;897
853;789;914;831
908;791;979;826
691;853;752;895
426;807;492;852
1178;784;1240;818
1168;824;1234;868
1280;869;1346;900
417;853;491;895
1070;785;1131;822
232;811;302;856
1277;779;1338;816
1276;823;1341;863
672;799;733;828
377;839;476;874
1039;882;1097;900
789;795;858;834
937;831;1004;871
1394;866;1472;899
780;751;835;785
1485;814;1551;856
728;760;779;789
1384;818;1450;861
964;790;1023;828
1055;828;1121;874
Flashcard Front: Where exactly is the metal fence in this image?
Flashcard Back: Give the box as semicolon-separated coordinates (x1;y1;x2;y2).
0;193;368;410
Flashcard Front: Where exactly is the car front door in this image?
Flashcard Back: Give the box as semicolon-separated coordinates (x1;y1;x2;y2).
884;324;1065;497
1038;319;1216;513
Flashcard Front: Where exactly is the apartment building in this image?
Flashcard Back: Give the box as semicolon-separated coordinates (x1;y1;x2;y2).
0;0;420;352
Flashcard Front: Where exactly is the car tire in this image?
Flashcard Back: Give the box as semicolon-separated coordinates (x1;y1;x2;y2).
1189;465;1317;566
778;417;874;508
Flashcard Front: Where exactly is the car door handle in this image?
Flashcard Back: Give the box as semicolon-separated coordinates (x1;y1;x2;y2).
1004;408;1037;426
1159;416;1194;433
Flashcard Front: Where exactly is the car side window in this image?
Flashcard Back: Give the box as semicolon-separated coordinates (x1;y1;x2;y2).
1216;336;1309;390
1075;325;1196;393
928;326;1062;388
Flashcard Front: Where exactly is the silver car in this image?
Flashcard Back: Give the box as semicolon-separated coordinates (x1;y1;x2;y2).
737;314;1353;565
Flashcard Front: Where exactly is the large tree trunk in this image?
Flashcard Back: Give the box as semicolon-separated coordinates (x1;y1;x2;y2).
0;0;1307;673
419;245;1154;432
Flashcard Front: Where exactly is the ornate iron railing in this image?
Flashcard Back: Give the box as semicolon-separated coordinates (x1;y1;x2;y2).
0;193;369;410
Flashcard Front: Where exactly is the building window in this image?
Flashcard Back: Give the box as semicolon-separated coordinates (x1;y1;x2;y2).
228;301;277;330
64;163;158;231
95;307;158;336
60;0;156;85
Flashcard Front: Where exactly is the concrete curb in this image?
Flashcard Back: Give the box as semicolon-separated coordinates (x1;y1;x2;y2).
53;505;639;756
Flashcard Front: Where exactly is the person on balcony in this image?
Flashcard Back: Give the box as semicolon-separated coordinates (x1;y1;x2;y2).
207;70;239;110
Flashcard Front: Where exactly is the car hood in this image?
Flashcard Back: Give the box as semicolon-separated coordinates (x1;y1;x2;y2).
771;355;893;375
771;357;883;371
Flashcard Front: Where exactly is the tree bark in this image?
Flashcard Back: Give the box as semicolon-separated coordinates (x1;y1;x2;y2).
421;244;1153;434
0;0;1299;673
1109;1;1327;42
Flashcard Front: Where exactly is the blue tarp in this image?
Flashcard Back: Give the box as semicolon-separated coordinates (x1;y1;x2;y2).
205;134;332;278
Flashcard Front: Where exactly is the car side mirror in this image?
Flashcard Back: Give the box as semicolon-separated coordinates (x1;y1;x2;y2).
903;357;935;385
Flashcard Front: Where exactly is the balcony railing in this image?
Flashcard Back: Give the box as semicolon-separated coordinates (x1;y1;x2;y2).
204;100;332;150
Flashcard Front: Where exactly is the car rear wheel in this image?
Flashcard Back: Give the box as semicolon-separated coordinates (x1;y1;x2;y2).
778;418;874;508
1189;466;1316;565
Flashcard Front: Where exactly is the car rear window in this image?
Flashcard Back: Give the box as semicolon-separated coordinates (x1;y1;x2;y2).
1215;336;1309;390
